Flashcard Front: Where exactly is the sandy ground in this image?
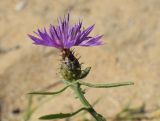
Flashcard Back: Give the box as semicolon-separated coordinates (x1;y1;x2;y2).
0;0;160;121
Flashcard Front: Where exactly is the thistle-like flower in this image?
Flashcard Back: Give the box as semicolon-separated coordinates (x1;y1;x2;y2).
28;13;103;81
28;13;133;121
28;13;103;50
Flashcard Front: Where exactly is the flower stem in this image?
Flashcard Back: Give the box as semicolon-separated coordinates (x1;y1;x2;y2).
72;83;106;121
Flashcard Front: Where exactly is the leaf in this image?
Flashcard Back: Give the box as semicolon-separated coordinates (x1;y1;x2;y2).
80;82;134;88
39;108;87;120
28;85;70;95
23;95;34;121
79;67;91;79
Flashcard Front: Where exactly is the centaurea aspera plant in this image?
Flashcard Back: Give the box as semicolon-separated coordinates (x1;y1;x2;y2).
28;13;133;121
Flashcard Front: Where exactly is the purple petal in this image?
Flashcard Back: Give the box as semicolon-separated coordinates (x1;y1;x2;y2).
75;25;94;45
28;34;43;44
79;35;103;46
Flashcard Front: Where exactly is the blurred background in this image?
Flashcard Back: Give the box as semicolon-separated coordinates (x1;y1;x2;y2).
0;0;160;121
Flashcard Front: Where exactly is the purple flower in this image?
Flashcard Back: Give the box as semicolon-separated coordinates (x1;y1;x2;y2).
28;13;103;50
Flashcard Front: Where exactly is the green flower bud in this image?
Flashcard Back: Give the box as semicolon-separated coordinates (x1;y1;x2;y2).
60;49;90;81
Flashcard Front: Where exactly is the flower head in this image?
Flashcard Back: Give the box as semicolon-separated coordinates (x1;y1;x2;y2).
28;13;103;50
28;13;103;81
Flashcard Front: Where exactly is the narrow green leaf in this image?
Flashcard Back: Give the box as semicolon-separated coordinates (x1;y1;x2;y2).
23;95;34;121
28;85;70;95
40;113;72;120
39;108;87;120
80;82;134;88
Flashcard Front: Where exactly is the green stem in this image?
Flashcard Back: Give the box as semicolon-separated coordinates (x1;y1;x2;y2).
72;83;106;121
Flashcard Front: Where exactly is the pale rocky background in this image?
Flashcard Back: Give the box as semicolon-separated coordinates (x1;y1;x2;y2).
0;0;160;121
